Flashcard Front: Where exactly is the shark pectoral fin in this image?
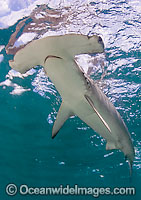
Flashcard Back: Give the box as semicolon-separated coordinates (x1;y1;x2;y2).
52;101;73;139
106;141;117;150
84;94;111;134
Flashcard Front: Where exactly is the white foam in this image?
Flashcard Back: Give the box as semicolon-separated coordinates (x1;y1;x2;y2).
13;32;37;47
0;79;31;95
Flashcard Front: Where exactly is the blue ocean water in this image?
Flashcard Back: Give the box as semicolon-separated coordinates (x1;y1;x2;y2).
0;0;140;199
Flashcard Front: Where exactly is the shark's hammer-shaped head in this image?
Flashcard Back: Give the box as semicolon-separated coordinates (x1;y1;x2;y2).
8;34;104;74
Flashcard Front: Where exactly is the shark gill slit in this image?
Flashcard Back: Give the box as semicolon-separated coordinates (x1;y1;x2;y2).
44;55;63;64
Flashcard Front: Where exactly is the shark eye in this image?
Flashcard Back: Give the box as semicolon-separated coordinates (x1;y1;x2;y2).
98;36;102;43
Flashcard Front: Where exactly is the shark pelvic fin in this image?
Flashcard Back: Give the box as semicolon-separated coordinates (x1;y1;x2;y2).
106;141;117;150
84;94;111;134
52;101;73;139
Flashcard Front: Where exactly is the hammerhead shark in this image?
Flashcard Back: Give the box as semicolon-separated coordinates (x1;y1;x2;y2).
8;34;135;171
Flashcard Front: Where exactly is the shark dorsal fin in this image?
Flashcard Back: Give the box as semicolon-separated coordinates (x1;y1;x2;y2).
52;101;73;139
84;94;111;134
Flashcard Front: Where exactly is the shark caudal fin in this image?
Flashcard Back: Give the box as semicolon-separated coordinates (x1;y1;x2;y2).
52;101;73;139
125;156;134;177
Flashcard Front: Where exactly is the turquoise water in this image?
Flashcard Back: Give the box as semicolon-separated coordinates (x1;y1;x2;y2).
0;0;140;199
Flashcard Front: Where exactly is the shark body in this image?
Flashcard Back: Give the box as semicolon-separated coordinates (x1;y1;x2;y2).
9;34;135;170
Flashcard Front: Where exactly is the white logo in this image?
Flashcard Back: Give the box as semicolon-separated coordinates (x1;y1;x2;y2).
6;184;17;196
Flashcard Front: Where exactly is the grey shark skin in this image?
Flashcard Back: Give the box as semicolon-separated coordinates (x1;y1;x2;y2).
9;34;135;170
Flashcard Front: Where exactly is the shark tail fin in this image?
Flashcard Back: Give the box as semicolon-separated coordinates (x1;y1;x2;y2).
125;156;133;177
128;160;133;177
52;101;73;139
